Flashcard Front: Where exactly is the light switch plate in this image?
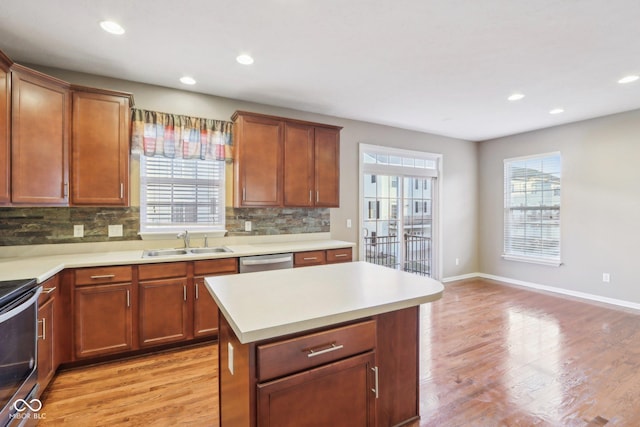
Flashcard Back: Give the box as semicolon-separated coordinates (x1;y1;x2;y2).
108;224;123;237
245;221;252;232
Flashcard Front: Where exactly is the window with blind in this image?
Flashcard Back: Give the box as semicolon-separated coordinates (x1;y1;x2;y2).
503;153;561;266
140;156;225;233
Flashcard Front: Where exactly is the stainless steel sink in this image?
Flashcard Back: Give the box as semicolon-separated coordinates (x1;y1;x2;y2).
188;247;232;254
142;247;232;257
143;249;189;257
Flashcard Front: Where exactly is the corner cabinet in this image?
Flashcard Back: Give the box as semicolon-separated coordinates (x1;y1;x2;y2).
233;111;341;208
71;87;132;206
11;65;70;205
0;52;11;204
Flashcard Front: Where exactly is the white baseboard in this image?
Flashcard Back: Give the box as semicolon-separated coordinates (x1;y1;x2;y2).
477;273;640;311
441;273;482;283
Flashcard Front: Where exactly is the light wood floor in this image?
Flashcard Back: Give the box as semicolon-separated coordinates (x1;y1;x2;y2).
39;278;640;426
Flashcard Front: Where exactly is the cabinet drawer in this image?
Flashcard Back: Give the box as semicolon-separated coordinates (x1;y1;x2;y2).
294;250;326;267
256;320;376;381
75;266;132;285
38;275;59;304
138;262;188;280
193;258;238;275
326;248;352;263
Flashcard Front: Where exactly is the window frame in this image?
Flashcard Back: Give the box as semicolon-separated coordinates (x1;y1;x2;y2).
502;152;562;266
138;155;226;239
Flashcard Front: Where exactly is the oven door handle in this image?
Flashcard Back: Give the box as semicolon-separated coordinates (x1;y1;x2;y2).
0;286;42;323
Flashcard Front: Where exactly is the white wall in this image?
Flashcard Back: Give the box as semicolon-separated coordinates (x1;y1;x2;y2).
31;64;479;279
479;109;640;304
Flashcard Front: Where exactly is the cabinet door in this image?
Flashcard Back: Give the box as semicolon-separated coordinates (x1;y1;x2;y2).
37;296;55;390
234;114;283;207
74;283;133;358
283;122;314;207
314;127;340;207
0;62;9;204
11;67;69;205
193;277;218;338
139;278;189;346
257;352;376;427
71;90;129;205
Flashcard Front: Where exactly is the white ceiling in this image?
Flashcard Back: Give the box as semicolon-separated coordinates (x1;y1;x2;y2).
1;0;639;141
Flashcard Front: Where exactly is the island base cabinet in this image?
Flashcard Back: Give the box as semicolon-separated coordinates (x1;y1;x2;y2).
217;306;421;427
257;352;376;427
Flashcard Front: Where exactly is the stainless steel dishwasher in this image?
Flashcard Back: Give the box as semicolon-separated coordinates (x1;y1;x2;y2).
239;253;294;273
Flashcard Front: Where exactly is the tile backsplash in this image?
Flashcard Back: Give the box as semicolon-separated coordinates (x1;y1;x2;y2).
0;207;330;246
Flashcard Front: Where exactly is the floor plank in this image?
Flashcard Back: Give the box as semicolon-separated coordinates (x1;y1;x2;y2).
38;344;218;426
38;278;640;426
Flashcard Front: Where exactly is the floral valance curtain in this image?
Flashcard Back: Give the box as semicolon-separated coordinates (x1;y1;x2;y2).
130;108;233;161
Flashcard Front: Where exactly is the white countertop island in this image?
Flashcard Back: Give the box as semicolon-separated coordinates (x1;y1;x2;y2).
205;261;444;343
206;261;444;427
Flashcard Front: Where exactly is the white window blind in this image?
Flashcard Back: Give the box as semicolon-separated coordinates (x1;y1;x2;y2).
503;153;561;266
140;156;225;233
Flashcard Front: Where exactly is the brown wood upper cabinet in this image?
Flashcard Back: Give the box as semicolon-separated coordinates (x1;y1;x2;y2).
71;87;132;206
233;111;341;208
11;65;70;205
233;112;283;207
0;52;11;204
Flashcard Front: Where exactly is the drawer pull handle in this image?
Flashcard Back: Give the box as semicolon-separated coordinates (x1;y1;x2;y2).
90;274;116;279
306;343;344;358
334;254;348;258
38;318;46;341
43;287;57;294
303;257;318;261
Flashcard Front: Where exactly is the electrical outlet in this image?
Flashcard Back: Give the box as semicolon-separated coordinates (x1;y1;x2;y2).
228;342;234;375
245;221;252;232
108;224;123;237
346;219;352;228
602;273;610;283
455;258;460;266
73;224;84;238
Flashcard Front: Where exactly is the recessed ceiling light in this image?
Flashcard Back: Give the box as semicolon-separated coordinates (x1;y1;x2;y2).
180;76;196;85
549;108;564;115
236;54;254;65
507;93;525;101
618;75;639;84
100;20;125;35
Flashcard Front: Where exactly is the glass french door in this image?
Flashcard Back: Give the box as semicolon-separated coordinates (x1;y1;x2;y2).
363;174;435;277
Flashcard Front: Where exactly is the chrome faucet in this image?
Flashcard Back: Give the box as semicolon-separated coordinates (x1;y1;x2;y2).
177;230;190;249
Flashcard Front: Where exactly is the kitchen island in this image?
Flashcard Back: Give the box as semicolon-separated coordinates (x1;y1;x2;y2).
205;261;444;427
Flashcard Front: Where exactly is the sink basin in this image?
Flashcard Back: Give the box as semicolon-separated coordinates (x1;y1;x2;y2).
142;247;232;257
188;247;232;254
143;249;189;257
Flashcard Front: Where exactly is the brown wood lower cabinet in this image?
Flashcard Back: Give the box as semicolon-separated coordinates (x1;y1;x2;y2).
257;352;376;427
193;258;238;338
294;247;352;267
37;276;59;396
138;263;189;347
218;306;419;427
74;282;133;358
139;278;189;346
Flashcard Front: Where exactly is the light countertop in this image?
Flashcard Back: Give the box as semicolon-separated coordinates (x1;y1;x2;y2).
0;239;354;283
205;261;444;344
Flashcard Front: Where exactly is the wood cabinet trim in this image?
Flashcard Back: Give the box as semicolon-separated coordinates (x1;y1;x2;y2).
232;110;342;131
